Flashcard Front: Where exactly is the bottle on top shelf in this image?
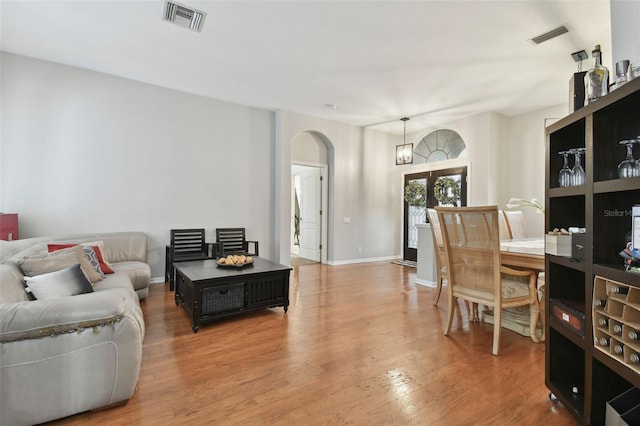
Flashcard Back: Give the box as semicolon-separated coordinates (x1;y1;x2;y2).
584;44;610;104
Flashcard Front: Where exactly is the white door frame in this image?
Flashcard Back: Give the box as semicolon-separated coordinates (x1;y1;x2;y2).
291;161;328;264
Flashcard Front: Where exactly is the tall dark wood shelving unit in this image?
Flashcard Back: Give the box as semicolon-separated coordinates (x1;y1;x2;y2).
545;77;640;425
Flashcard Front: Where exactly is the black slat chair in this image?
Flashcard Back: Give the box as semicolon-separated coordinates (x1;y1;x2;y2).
166;228;215;290
215;228;259;258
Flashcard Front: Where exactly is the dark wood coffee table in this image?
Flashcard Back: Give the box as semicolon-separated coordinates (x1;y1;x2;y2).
174;257;291;332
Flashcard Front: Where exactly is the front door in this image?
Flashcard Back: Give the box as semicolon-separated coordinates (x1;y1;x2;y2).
403;166;467;261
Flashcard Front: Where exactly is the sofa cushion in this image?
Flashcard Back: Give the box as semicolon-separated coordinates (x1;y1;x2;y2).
18;245;102;283
48;242;114;274
109;261;151;293
92;272;136;293
25;264;94;300
0;264;29;304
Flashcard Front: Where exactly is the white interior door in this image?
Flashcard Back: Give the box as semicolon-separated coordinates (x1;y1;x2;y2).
298;167;321;261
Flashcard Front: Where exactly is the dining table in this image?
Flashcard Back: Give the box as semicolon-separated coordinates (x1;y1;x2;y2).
500;237;545;271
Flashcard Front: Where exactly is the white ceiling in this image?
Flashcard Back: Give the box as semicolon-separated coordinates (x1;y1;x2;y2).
0;0;611;135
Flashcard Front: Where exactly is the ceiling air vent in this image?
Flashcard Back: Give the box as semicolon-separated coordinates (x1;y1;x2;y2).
530;25;569;45
163;1;206;32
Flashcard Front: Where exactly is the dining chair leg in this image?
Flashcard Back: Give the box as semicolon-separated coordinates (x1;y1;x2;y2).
444;290;455;336
529;301;541;344
539;299;546;342
433;276;443;306
492;306;502;356
528;272;541;343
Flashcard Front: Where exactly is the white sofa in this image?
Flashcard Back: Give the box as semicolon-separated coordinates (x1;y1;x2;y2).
0;232;149;426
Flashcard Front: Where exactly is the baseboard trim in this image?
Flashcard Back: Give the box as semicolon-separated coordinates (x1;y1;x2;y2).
150;277;165;284
415;278;437;288
327;256;398;266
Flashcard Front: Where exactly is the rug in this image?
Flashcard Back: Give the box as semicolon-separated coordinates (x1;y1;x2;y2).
390;260;417;268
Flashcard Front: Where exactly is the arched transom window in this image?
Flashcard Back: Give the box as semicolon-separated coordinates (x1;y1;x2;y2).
414;129;466;163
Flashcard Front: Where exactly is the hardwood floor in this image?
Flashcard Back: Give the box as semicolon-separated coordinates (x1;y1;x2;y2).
49;262;577;425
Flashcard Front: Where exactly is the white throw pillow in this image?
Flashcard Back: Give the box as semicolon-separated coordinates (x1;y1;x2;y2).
24;264;94;300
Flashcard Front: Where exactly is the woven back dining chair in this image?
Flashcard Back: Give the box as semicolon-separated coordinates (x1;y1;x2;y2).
436;205;539;355
498;210;513;240
504;210;528;239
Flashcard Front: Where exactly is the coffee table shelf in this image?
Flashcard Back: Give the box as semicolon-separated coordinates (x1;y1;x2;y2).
174;257;291;332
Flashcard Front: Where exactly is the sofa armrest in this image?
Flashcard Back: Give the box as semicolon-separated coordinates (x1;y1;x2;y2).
0;291;127;343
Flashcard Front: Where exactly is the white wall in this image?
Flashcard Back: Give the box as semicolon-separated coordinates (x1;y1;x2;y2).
276;111;401;264
405;111;504;207
0;53;275;279
403;105;567;238
501;103;567;237
1;52;576;276
610;0;640;68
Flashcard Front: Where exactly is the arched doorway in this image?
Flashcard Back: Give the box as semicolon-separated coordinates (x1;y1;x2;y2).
290;131;331;265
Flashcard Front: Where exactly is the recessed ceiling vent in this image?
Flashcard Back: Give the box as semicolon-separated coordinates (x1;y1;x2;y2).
163;1;206;32
530;25;569;45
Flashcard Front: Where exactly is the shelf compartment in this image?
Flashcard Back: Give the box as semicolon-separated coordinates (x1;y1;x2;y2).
548;118;586;189
548;195;586;232
547;263;586;301
591;357;637;424
592;81;640;183
593;190;640;265
548;328;585;418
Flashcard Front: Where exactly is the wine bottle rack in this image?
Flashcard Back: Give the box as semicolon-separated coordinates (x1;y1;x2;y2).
593;276;640;374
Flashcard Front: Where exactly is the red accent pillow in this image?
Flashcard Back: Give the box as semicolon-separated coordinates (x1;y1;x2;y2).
48;243;115;274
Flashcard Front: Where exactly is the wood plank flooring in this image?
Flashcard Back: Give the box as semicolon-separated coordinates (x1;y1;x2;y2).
48;261;577;425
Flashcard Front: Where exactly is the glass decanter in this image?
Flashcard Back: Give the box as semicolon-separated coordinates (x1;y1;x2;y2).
584;45;609;105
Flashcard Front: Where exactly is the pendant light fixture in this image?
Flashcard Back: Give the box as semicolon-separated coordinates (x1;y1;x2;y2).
396;117;413;165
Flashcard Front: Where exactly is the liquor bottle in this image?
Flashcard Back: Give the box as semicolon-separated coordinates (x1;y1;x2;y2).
584;44;610;104
629;330;639;340
598;317;608;327
630;353;640;364
613;324;623;334
614;344;624;354
594;298;606;307
599;337;609;346
571;386;580;399
610;286;629;295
